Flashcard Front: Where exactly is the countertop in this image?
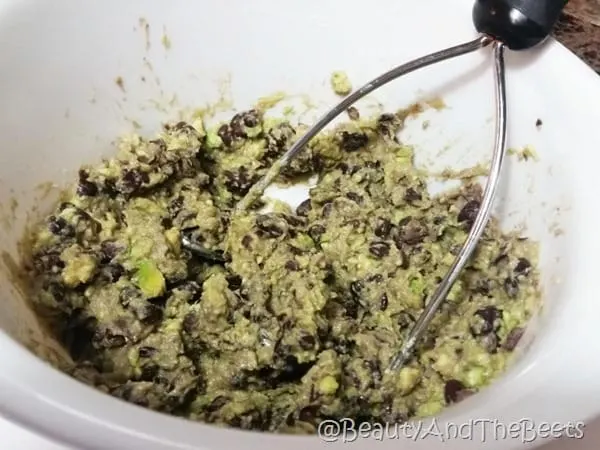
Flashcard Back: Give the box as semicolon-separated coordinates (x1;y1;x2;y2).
1;2;598;449
554;0;600;73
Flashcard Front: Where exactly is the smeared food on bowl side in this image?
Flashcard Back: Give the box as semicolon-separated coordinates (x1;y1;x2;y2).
22;101;540;432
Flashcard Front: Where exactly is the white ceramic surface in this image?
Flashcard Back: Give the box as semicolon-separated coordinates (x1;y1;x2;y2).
0;0;599;449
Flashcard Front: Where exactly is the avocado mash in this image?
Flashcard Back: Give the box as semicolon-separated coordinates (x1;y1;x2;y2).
23;104;539;432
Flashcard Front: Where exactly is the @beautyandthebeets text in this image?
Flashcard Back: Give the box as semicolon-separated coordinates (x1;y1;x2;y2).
317;418;585;443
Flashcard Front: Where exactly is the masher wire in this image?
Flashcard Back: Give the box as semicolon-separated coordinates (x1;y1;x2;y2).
388;40;508;371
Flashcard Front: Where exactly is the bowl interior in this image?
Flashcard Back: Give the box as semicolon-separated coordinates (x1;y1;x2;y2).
0;0;592;448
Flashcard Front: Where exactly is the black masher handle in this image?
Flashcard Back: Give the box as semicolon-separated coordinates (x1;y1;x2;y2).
473;0;569;50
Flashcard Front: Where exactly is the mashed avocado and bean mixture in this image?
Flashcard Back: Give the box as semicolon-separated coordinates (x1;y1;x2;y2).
24;103;539;432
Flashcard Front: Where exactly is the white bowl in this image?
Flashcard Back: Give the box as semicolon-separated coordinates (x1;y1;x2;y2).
1;0;600;449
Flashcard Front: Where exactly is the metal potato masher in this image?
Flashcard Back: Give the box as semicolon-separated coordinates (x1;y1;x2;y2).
183;0;568;372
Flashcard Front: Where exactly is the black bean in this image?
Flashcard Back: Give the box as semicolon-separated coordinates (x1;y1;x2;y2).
377;113;397;138
217;124;232;146
206;396;229;414
347;106;360;120
161;217;173;228
95;329;127;348
503;277;519;298
266;122;295;152
404;187;422;203
367;274;384;283
223;166;258;196
100;241;120;264
182;313;197;333
295;199;312;217
33;252;65;273
504;327;524;351
308;224;326;242
380;294;389;311
226;274;242;290
345;192;363;204
172;121;198;134
374;218;392;238
284;260;300;271
48;216;75;238
477;306;501;326
514;258;532;276
140;364;159;381
457;200;480;225
397;218;428;246
283;214;306;228
341;297;359;319
470;306;501;336
104;264;124;282
139;304;163;325
77;170;98;197
340;131;369;152
121;169;146;194
321;202;333;218
369;241;390;258
242;109;260;127
229;113;247;139
138;346;157;358
102;178;118;198
535;118;543;127
255;215;286;238
299;335;316;350
241;235;253;249
444;379;472;404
